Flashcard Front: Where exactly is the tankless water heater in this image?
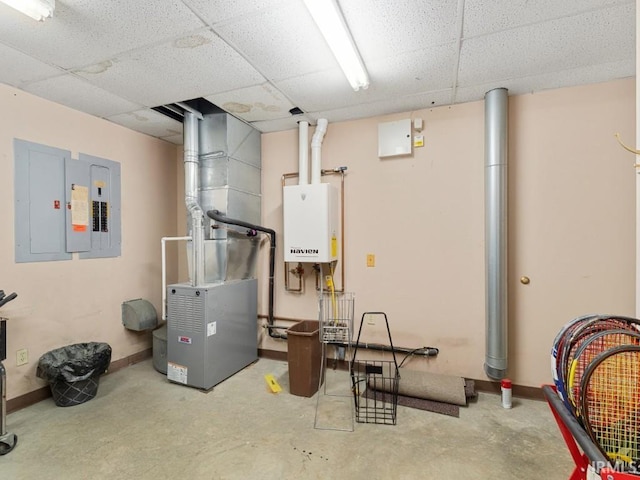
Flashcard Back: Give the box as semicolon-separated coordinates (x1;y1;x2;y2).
283;182;338;264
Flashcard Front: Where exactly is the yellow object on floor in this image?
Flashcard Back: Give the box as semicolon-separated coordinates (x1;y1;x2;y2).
264;374;282;393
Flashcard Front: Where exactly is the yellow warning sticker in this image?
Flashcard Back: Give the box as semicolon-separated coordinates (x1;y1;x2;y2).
331;235;337;257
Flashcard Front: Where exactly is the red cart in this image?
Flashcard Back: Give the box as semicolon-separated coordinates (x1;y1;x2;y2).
543;384;639;480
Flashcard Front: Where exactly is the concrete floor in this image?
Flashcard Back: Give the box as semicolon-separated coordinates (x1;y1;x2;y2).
3;358;574;479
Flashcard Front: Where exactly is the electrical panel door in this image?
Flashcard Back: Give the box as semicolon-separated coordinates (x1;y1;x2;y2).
14;139;72;262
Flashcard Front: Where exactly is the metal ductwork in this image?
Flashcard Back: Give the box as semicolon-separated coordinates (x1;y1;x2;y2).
183;111;205;287
484;88;509;380
197;112;262;283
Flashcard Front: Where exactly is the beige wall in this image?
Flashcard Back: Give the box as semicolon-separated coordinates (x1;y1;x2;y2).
0;84;179;400
260;78;635;387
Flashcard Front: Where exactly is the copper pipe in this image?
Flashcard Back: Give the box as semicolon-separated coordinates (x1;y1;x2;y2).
284;262;304;293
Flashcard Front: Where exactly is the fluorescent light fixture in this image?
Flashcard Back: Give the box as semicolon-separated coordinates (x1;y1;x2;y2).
303;0;369;91
0;0;55;21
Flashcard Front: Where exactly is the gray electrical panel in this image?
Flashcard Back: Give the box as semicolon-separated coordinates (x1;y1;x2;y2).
78;153;121;259
14;139;72;263
14;139;121;262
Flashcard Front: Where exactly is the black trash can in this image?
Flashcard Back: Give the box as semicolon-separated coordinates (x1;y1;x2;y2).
36;342;112;407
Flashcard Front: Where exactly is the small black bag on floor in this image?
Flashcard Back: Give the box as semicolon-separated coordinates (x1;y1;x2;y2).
36;342;112;407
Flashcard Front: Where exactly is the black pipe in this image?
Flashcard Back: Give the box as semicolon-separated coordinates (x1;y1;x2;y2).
206;210;285;340
0;292;17;309
328;341;438;357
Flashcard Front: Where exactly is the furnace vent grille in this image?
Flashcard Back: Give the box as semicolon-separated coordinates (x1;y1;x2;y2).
168;293;204;333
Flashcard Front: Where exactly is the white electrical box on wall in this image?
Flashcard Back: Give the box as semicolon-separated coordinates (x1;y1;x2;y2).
283;183;339;263
378;118;412;158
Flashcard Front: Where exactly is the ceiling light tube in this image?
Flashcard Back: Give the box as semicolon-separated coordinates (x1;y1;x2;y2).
1;0;54;21
303;0;369;91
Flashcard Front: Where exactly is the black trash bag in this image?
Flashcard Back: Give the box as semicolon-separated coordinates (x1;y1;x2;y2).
36;342;112;384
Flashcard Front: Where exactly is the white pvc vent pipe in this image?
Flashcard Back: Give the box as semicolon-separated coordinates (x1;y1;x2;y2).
298;121;309;185
311;118;328;184
484;88;509;380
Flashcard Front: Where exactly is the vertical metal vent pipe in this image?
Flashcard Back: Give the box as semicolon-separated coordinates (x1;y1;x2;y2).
298;121;309;185
184;111;205;287
484;88;508;380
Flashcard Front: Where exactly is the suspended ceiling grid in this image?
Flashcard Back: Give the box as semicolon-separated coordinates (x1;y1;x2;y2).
0;0;634;144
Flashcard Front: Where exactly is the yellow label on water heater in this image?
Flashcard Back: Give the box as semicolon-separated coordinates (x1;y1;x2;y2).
331;235;337;258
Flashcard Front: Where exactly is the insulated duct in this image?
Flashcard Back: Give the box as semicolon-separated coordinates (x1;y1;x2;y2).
310;118;328;184
484;88;508;380
184;111;205;287
298;121;309;185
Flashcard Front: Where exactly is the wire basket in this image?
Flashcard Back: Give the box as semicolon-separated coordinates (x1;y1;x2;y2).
350;312;399;425
351;359;399;425
319;292;355;344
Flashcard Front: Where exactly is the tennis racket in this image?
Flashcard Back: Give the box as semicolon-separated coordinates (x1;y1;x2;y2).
580;344;640;470
560;316;640;411
567;329;640;418
551;314;602;402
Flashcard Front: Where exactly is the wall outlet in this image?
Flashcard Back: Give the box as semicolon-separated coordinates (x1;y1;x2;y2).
366;254;375;267
367;314;375;325
16;348;28;366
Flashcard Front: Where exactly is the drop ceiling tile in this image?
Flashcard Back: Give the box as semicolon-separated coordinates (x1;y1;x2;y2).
73;30;265;108
367;43;458;93
276;42;456;113
204;83;295;122
161;133;184;145
454;59;635;104
275;68;367;112
213;1;336;81
0;42;64;87
107;109;183;139
250;116;307;133
185;0;291;25
464;0;633;38
23;74;142;118
312;89;453;124
457;4;634;87
341;0;460;62
0;0;204;70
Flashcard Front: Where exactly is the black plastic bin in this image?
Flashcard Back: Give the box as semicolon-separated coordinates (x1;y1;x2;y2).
287;320;322;397
36;342;112;407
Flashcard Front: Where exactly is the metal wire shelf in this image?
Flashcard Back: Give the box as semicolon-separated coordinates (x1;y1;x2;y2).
319;292;354;344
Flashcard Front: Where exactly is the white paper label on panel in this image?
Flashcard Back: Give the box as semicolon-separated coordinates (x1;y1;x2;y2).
207;321;217;337
167;362;188;384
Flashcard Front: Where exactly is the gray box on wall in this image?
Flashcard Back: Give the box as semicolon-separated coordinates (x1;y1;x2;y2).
14;139;72;263
14;139;121;262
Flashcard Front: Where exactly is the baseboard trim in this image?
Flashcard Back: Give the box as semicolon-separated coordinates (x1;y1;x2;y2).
473;379;544;401
8;348;544;413
7;348;153;414
257;348;544;401
258;348;287;362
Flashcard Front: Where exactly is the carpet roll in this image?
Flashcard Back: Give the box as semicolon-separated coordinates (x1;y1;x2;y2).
367;367;467;406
